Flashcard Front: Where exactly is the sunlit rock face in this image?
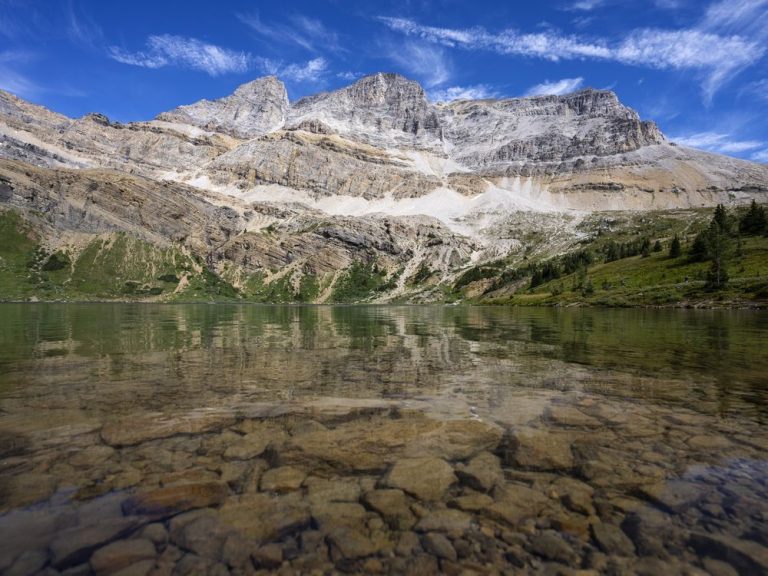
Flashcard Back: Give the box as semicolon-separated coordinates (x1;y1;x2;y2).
1;72;767;299
157;76;290;139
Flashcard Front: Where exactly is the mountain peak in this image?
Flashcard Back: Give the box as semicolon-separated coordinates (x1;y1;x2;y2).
284;71;441;149
157;75;288;139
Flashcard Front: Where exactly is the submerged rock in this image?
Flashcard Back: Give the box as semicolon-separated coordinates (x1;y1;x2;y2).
384;457;456;501
100;412;236;447
89;539;156;576
502;428;575;471
50;518;144;569
363;489;415;530
218;493;310;541
689;532;768;574
259;466;307;493
455;451;503;493
121;482;227;518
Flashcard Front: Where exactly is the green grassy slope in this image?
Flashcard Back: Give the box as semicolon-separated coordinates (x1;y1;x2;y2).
0;210;240;302
451;205;768;308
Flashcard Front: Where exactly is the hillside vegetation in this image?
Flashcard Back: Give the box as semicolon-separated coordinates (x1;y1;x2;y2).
2;203;767;307
447;203;768;308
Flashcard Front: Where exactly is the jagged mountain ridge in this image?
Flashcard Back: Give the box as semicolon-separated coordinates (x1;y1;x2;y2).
0;72;767;302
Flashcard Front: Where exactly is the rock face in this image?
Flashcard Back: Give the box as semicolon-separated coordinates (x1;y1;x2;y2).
289;73;442;150
157;76;289;139
0;72;767;302
442;88;664;168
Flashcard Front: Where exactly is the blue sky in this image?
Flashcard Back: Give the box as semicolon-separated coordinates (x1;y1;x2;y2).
1;0;767;162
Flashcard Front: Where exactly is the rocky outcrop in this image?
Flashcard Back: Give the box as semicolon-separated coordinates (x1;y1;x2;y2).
441;89;664;169
288;73;443;150
157;76;289;139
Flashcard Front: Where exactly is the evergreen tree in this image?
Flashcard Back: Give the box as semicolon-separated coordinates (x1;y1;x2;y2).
605;241;620;262
652;240;662;252
689;230;710;261
641;238;651;258
739;200;767;235
713;204;730;234
689;205;733;286
706;226;730;289
669;235;682;258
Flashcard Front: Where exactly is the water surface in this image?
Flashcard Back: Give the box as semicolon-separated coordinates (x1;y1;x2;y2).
0;304;766;574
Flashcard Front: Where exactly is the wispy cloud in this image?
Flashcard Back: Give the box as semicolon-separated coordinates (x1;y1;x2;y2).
238;12;343;54
66;0;103;48
751;149;768;163
379;0;768;102
109;35;251;76
565;0;608;11
429;84;498;102
381;41;451;88
654;0;685;8
671;131;765;154
0;50;86;99
0;50;40;97
258;57;328;83
525;77;584;96
336;71;360;81
741;78;768;101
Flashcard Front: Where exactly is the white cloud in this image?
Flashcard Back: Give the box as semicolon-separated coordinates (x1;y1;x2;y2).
258;57;328;83
0;51;40;97
429;84;498;102
566;0;607;11
671;131;765;154
751;149;768;163
336;71;360;81
741;78;768;101
654;0;685;8
525;77;584;96
382;41;451;87
109;35;251;76
238;12;343;54
379;1;768;102
66;1;104;48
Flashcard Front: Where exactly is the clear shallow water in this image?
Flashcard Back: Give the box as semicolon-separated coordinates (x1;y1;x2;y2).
0;304;766;575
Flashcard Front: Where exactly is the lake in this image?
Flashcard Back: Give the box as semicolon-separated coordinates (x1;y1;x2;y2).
0;304;766;574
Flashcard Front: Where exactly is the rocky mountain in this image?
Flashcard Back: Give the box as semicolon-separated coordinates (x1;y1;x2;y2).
0;72;767;302
157;76;289;139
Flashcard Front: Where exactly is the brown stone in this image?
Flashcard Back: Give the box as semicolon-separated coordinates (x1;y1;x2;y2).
385;457;456;501
259;466;307;493
251;543;283;568
640;480;707;513
50;518;144;569
363;489;415;530
415;509;472;533
218;493;310;542
422;532;457;562
222;431;271;460
690;532;768;574
90;539;156;576
121;482;227;518
100;412;236;447
455;451;503;492
450;492;494;512
504;429;575;471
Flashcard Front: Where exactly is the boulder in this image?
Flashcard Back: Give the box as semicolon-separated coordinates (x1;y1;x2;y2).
384;457;456;501
90;539;156;576
121;482;227;519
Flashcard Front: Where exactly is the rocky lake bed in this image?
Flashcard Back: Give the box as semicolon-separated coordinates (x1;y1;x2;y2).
0;304;766;575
